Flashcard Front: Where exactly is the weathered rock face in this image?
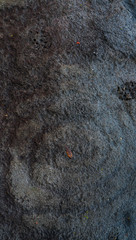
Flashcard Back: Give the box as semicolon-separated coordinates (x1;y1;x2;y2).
0;0;136;239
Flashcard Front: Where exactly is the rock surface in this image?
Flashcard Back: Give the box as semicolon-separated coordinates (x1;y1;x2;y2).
0;0;136;239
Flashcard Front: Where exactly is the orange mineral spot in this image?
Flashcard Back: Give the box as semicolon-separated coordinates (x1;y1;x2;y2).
35;222;38;224
65;146;73;158
76;41;80;44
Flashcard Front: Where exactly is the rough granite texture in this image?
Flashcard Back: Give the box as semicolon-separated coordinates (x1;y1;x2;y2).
0;0;136;240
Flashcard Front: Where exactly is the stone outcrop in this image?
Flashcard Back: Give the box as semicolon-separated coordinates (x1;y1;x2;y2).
0;0;135;239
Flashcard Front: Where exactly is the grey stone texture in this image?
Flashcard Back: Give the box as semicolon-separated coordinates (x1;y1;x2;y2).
0;0;136;239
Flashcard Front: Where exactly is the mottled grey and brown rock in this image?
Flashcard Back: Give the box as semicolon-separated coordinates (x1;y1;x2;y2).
0;0;136;240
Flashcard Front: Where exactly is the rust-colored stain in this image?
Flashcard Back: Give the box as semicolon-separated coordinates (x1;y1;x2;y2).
76;42;80;44
65;146;73;158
